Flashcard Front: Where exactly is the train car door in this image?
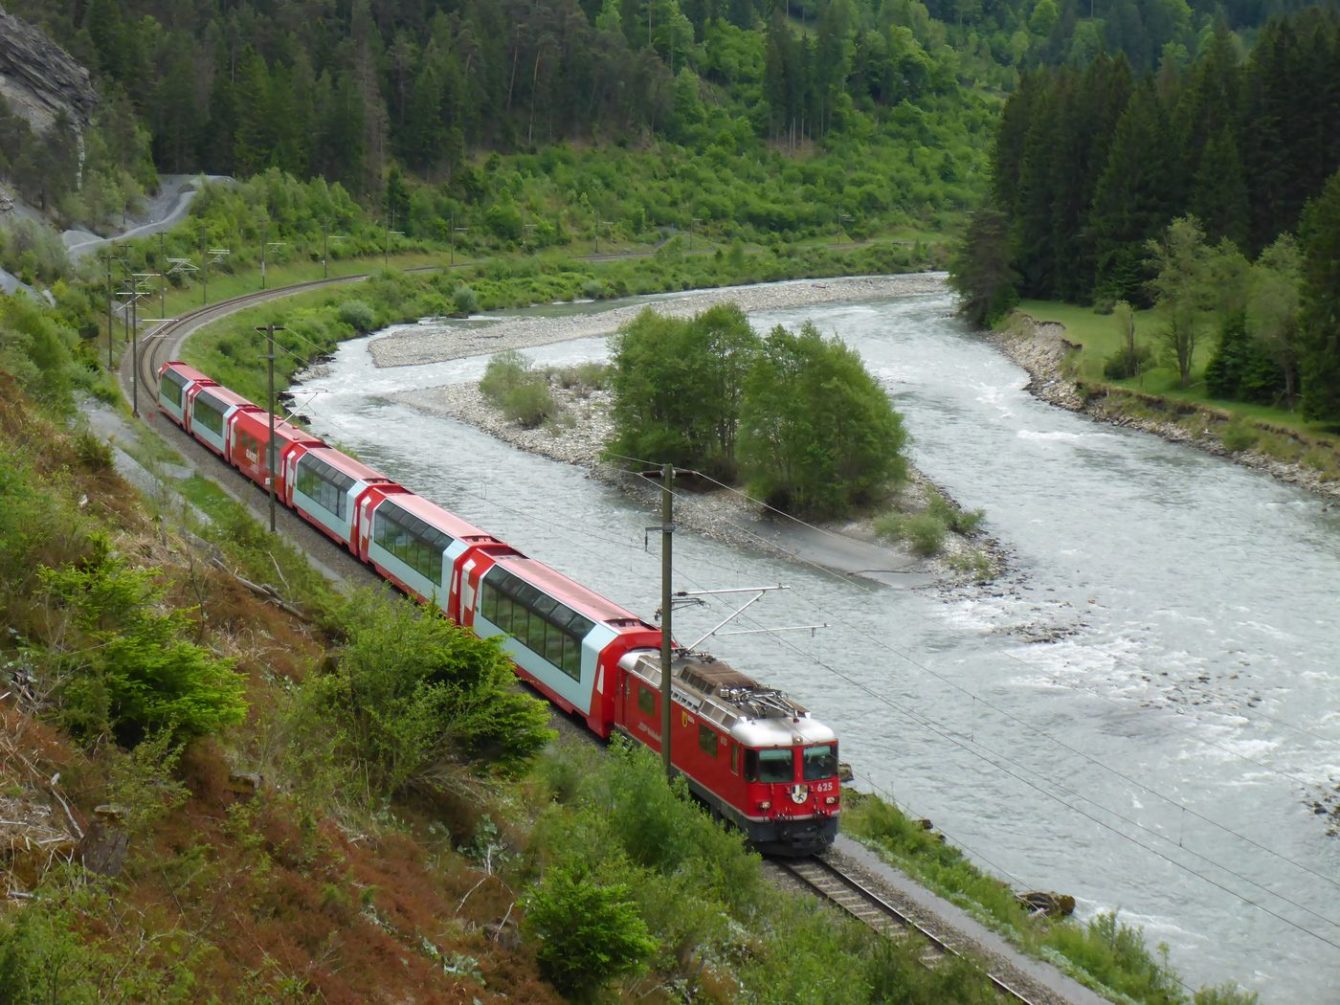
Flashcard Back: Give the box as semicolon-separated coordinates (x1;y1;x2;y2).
356;496;375;559
459;559;477;626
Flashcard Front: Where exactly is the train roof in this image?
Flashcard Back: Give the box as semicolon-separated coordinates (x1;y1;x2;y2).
300;446;396;484
195;384;258;410
619;649;837;747
489;554;654;629
376;491;503;544
232;409;324;444
162;364;217;388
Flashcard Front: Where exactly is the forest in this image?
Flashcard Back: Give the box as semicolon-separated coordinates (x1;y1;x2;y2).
952;5;1340;421
3;0;1316;246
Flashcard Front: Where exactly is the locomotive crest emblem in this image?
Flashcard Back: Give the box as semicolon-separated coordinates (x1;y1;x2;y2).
788;784;809;805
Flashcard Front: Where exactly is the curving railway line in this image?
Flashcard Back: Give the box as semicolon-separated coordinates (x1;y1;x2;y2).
126;273;376;403
768;855;1046;1004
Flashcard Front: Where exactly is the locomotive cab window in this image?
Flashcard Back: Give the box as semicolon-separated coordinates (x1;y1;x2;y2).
803;743;838;780
746;748;794;784
637;684;655;716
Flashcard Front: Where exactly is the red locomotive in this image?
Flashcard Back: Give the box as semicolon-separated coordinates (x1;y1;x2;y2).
156;360;840;855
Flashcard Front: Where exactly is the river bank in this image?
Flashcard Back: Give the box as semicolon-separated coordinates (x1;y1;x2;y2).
988;312;1340;502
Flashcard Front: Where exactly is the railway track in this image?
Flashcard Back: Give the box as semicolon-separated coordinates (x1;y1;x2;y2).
769;855;1044;1004
127;272;379;404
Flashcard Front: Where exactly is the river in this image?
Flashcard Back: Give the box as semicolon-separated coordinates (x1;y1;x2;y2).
294;281;1340;1002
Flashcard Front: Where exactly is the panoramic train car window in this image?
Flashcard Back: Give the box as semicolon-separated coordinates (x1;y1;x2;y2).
746;748;794;784
295;456;355;519
479;567;595;681
698;724;719;757
637;683;655;715
803;743;838;780
373;501;455;582
193;392;226;436
161;369;186;407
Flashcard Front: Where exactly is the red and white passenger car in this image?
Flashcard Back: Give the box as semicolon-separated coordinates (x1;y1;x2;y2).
156;360;841;855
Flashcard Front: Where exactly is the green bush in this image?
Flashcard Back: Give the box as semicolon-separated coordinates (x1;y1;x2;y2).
73;430;114;472
501;380;556;429
523;866;657;997
38;548;248;747
1103;342;1154;380
875;511;946;556
927;491;984;534
740;321;907;518
479;349;532;406
336;299;376;333
452;284;479;315
553;361;608;395
292;590;553;801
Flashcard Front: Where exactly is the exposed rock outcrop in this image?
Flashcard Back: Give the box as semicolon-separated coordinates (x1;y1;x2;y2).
0;4;98;133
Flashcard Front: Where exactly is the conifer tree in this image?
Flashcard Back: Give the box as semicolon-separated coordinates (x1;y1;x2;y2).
1089;81;1178;304
1298;170;1340;421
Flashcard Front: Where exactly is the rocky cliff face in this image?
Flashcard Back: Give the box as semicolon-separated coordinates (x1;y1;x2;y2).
0;4;97;133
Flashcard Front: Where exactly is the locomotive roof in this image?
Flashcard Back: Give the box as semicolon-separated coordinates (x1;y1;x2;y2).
619;649;837;747
489;555;654;628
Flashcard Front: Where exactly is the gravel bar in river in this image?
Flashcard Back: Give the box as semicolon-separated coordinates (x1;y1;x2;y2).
368;273;948;367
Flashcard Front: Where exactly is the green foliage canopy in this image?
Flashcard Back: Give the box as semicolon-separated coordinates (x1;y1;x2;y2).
607;304;762;481
739;321;907;518
298;590;554;798
522;866;658;998
1299;168;1340;422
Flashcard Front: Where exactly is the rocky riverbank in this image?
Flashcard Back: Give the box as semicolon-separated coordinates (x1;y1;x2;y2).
989;312;1340;502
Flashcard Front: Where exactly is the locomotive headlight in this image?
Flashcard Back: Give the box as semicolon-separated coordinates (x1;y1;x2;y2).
825;796;838;805
758;800;771;810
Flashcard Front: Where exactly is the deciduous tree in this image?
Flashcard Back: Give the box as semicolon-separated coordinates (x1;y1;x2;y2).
738;321;906;518
1145;216;1212;387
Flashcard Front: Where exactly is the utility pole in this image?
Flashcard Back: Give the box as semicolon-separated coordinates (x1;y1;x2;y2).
158;233;167;316
104;250;113;370
660;462;674;780
131;286;139;417
257;324;285;532
201;231;208;305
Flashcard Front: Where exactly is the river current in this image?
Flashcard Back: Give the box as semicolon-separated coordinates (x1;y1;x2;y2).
294;282;1340;1002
